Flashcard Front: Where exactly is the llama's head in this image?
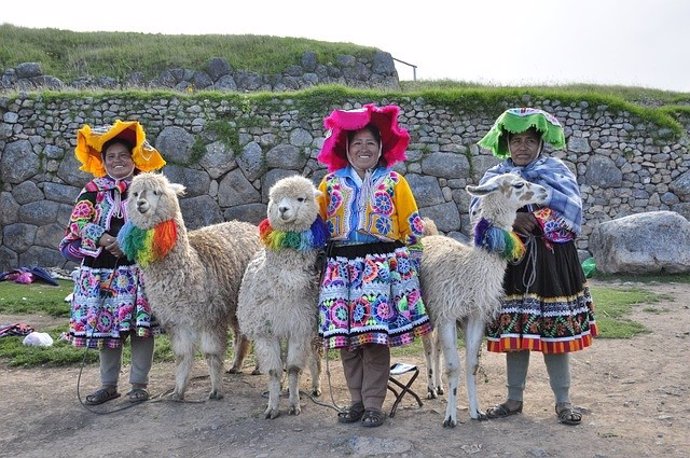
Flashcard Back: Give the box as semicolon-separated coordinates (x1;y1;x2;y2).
267;175;321;232
466;173;548;229
127;172;186;229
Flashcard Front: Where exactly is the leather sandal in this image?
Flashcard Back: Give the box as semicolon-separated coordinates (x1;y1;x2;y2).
337;402;365;423
361;409;386;428
555;402;582;425
85;387;120;405
127;388;150;403
486;401;523;419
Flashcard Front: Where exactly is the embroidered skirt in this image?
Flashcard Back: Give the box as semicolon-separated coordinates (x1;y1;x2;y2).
318;243;432;350
486;239;597;354
69;264;159;348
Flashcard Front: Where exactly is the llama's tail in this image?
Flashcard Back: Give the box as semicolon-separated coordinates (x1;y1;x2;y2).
422;217;439;236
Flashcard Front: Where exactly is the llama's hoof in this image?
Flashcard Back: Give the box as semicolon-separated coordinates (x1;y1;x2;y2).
226;367;242;374
166;391;184;402
264;407;280;419
442;417;457;428
311;387;322;397
208;390;224;400
288;404;301;416
427;386;443;399
251;368;262;376
472;411;488;421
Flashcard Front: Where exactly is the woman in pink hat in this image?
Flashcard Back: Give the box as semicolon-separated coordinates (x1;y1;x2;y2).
316;104;432;427
59;120;165;405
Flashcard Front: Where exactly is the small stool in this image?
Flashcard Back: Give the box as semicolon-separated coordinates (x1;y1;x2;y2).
387;362;423;417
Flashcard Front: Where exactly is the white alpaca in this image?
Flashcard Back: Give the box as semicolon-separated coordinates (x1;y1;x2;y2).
237;175;325;419
120;172;261;400
420;172;548;427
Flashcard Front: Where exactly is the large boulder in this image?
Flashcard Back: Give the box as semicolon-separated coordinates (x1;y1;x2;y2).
589;211;690;274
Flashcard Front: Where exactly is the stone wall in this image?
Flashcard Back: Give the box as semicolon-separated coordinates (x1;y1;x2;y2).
1;52;400;92
1;93;689;271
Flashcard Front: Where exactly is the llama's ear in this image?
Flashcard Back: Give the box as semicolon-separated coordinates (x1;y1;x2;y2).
170;183;186;196
466;182;496;197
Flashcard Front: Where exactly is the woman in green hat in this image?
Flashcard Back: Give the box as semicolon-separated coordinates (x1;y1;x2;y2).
473;108;597;425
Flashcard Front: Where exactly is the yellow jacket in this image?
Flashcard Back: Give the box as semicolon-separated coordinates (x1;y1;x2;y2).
317;167;424;245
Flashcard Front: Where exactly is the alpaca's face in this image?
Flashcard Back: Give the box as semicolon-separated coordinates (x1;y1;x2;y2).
496;174;549;208
467;173;549;215
267;179;320;232
127;174;184;229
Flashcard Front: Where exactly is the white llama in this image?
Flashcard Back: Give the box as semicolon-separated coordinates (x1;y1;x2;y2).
237;175;326;419
420;172;548;427
119;172;261;400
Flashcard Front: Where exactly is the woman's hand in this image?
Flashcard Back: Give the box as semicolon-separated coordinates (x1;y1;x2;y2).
99;233;123;258
512;212;538;236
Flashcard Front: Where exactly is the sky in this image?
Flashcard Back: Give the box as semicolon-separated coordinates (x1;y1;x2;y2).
3;0;690;92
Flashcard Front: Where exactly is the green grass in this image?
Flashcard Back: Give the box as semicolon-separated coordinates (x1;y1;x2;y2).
0;331;178;368
0;280;181;367
0;279;73;316
0;24;376;82
401;80;690;105
591;272;690;284
0;323;98;366
589;285;662;338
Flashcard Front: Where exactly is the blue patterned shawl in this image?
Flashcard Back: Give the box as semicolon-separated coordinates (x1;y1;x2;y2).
470;156;583;235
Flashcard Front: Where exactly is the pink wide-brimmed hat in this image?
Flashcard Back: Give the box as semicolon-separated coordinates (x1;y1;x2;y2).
317;103;410;172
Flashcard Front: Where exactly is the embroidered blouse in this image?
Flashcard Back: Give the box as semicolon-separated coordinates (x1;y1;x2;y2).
59;176;131;264
317;166;424;246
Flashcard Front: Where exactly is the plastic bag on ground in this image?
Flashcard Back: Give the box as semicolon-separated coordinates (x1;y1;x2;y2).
22;332;54;347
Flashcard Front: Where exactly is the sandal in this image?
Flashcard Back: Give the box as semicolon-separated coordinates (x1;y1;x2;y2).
361;409;386;428
85;387;120;405
555;402;582;425
486;401;523;419
337;402;365;424
127;388;150;403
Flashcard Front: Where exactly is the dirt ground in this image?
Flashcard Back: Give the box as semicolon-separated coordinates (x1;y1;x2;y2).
1;278;689;458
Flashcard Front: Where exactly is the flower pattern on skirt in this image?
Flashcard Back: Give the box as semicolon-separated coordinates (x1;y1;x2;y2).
318;247;431;349
69;264;159;348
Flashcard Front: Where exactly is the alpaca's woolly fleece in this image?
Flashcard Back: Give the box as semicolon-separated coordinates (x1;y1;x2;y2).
237;175;324;417
125;172;262;400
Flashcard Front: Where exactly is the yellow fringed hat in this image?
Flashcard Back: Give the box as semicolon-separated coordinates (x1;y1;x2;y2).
75;120;166;177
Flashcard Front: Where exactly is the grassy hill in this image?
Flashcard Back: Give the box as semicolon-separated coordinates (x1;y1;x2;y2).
0;23;377;81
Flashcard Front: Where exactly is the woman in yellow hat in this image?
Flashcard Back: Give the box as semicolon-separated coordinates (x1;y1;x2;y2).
59;120;166;405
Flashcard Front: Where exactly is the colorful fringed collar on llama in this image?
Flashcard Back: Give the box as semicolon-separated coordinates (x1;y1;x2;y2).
259;216;328;252
473;217;526;262
117;220;178;267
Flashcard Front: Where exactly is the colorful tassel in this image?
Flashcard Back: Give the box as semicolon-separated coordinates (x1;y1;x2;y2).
259;216;328;252
118;219;178;267
473;217;526;262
